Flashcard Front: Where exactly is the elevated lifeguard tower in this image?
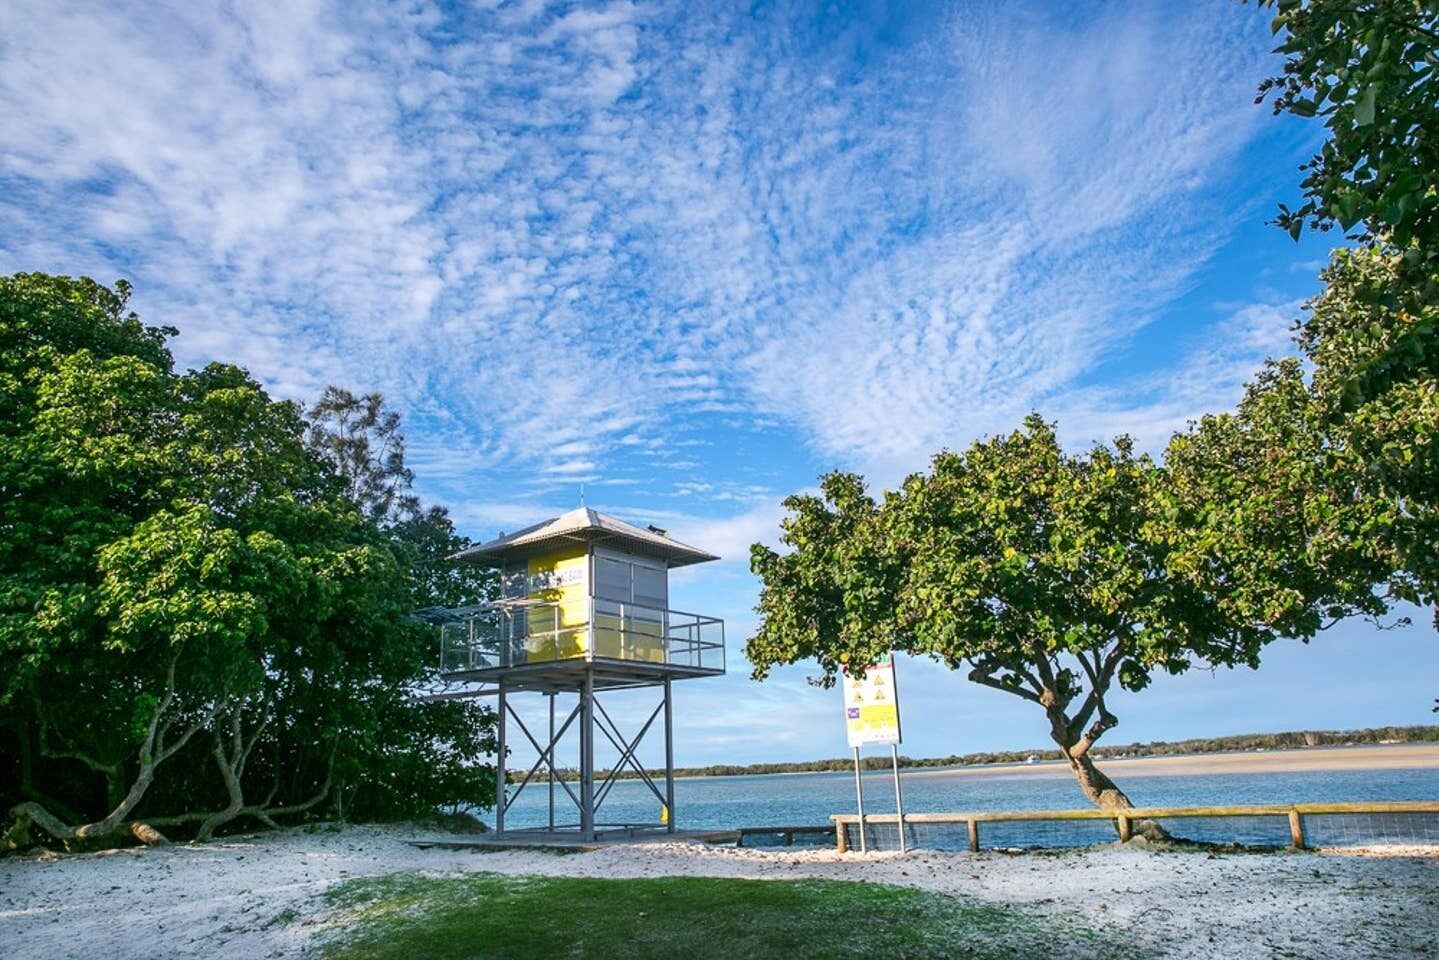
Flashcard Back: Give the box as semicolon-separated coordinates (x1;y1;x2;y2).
434;507;725;841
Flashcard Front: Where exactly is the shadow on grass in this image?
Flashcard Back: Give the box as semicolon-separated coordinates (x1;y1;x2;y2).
317;872;1147;960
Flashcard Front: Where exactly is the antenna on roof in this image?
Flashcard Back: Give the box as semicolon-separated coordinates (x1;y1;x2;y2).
579;483;585;507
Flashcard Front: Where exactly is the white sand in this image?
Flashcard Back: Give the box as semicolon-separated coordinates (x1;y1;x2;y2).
2;826;1435;959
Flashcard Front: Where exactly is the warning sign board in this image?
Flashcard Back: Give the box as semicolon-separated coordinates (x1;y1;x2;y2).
842;653;901;747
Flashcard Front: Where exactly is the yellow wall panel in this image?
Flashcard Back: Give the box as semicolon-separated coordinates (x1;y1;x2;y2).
526;547;589;660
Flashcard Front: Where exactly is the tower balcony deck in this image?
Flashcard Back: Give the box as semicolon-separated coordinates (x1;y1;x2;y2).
438;598;724;691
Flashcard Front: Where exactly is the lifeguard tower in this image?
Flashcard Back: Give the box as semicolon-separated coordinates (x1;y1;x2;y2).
433;507;725;841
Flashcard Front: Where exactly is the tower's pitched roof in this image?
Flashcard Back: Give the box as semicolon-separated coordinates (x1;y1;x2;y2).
450;507;718;567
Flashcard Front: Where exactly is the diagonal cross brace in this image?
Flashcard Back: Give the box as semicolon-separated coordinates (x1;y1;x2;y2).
593;695;667;812
504;699;582;814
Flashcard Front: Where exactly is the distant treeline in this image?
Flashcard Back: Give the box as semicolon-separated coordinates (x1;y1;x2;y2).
523;725;1439;782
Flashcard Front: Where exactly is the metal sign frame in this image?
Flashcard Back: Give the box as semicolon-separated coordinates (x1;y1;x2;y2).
843;654;907;854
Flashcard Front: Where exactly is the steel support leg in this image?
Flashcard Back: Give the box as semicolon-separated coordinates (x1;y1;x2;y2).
664;677;675;833
580;670;595;840
548;692;556;831
496;682;507;835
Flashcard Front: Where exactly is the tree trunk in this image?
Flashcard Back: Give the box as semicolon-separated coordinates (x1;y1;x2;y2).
1060;749;1171;841
196;718;248;842
1065;748;1134;810
1044;702;1171;842
13;657;220;846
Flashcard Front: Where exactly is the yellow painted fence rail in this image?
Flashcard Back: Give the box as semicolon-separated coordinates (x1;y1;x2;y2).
830;800;1439;853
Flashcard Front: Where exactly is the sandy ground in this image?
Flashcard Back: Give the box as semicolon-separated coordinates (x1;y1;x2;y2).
907;742;1439;781
2;825;1435;959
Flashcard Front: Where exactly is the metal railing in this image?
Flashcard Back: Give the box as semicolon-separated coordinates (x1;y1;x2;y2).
831;801;1439;853
439;599;725;675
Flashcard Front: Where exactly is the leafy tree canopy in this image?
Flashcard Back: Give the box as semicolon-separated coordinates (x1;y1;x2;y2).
1;274;495;849
1256;1;1439;624
748;416;1364;812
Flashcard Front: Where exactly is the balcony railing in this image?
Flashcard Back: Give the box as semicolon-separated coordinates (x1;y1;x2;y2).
439;598;725;676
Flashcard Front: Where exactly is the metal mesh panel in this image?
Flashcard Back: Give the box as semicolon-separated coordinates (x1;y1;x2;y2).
1304;811;1439;847
844;821;961;852
980;818;1117;850
1164;815;1293;847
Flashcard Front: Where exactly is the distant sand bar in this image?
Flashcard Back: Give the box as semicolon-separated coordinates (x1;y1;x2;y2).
909;742;1439;780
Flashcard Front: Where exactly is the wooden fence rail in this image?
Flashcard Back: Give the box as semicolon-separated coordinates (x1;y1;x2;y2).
830;800;1439;853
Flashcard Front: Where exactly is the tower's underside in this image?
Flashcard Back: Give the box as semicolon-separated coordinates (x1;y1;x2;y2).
486;664;686;841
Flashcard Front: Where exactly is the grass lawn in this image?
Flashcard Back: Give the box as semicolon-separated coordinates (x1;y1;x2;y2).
318;872;1139;960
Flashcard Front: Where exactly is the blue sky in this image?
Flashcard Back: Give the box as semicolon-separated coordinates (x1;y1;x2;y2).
3;0;1436;769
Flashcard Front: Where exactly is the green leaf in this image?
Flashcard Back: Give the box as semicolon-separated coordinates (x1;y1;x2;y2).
1354;83;1377;126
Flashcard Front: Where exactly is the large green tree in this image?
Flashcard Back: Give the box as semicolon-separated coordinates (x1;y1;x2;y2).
1;274;495;847
1259;0;1439;250
748;417;1355;813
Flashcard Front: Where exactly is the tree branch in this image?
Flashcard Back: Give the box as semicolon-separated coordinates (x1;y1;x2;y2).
34;701;121;779
967;663;1041;703
1067;641;1123;743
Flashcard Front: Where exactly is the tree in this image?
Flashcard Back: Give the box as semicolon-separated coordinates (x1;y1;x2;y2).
1301;250;1438;616
1;274;496;848
748;417;1335;815
304;385;495;610
1161;359;1398;640
307;386;421;523
1257;0;1439;626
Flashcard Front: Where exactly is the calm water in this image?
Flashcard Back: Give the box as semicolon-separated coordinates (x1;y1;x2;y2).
500;751;1439;848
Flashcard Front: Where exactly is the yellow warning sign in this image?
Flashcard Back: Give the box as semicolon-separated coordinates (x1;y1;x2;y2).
842;653;901;747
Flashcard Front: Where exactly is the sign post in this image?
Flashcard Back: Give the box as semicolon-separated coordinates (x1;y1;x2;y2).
851;746;867;853
841;653;906;853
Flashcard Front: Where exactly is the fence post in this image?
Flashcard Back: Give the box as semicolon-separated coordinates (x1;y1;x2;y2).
836;821;849;853
1117;814;1132;843
1288;809;1306;849
967;818;979;852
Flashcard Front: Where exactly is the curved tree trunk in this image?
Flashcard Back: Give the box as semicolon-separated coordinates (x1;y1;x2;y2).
1065;748;1134;810
1059;747;1171;841
10;654;221;846
1041;691;1172;842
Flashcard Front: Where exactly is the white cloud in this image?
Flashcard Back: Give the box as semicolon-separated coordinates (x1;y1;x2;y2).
1048;296;1306;453
1;0;1291;494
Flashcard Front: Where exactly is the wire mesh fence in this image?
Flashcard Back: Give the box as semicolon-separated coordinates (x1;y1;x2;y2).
735;827;835;849
975;817;1118;850
834;803;1439;853
1303;811;1439;847
1169;814;1293;847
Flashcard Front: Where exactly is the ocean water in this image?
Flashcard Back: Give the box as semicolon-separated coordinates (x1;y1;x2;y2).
499;752;1439;849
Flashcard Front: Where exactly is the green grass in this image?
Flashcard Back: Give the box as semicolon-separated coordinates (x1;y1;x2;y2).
318;872;1141;960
